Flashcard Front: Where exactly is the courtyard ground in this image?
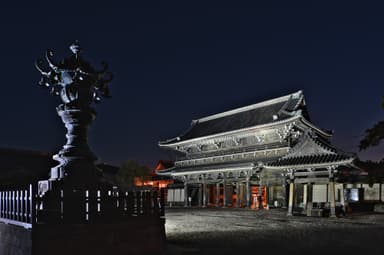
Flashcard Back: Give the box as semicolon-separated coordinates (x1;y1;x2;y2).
164;208;384;255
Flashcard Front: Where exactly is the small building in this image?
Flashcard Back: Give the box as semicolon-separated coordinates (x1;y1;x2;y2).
134;160;175;189
158;90;359;216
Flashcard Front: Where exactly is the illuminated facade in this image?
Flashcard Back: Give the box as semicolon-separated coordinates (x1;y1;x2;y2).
158;91;357;216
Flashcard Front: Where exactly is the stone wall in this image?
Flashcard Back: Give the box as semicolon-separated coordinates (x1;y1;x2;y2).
33;217;166;255
0;223;32;255
0;216;166;255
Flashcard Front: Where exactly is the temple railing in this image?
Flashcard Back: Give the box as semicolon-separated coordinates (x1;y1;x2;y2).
0;184;34;229
0;184;165;228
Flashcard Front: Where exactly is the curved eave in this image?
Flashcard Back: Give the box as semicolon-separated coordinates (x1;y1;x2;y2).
156;167;175;176
300;117;333;137
264;158;354;171
159;114;302;148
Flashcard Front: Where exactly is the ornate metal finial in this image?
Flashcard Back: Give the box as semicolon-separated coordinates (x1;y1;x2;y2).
69;40;82;55
35;42;114;184
35;42;113;106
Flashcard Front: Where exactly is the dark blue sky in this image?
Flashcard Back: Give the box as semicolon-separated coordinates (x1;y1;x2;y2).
0;1;382;167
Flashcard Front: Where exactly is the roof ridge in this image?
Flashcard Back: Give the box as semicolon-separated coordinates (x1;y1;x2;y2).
196;90;303;123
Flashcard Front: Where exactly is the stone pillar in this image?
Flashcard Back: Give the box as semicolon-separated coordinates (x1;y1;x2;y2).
184;182;188;208
287;179;294;216
216;183;220;207
245;178;251;208
329;180;336;217
236;182;240;208
198;184;202;207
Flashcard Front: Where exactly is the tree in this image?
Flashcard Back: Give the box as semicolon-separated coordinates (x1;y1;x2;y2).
359;96;384;156
117;160;152;187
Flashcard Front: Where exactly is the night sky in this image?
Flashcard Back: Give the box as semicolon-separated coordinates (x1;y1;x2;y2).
0;2;383;167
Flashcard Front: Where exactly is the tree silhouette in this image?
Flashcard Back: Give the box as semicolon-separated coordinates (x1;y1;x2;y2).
117;160;152;187
359;96;384;159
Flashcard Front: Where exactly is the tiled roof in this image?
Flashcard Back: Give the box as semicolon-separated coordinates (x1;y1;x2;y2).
267;154;353;167
160;91;305;144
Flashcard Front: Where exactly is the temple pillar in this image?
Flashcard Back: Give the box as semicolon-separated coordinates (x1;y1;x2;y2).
203;182;207;207
340;183;346;215
329;180;336;217
222;179;227;208
245;178;250;208
184;182;188;208
207;184;210;206
236;181;240;208
328;167;336;217
216;183;220;207
239;183;244;207
306;183;313;216
282;183;288;208
198;183;202;207
303;184;308;211
287;177;294;216
258;176;263;210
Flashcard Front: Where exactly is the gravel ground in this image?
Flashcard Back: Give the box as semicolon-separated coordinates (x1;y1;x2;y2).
164;208;384;255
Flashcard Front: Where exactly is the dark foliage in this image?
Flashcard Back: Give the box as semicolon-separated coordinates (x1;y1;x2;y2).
117;160;152;187
359;121;384;150
355;159;384;185
359;97;384;155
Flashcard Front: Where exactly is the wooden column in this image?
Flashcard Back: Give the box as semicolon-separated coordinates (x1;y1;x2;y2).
303;184;308;211
306;183;313;216
328;167;336;217
239;183;244;207
222;180;227;208
287;177;294;216
184;182;188;208
258;176;263;210
202;182;207;208
245;178;250;208
265;185;270;209
216;183;220;207
340;183;346;215
329;180;336;217
207;184;210;206
236;181;240;208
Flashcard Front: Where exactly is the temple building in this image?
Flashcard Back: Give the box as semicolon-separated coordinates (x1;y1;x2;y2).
158;91;358;216
134;160;175;189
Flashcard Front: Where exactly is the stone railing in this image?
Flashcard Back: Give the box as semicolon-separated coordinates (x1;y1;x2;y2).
0;184;165;227
0;184;34;229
